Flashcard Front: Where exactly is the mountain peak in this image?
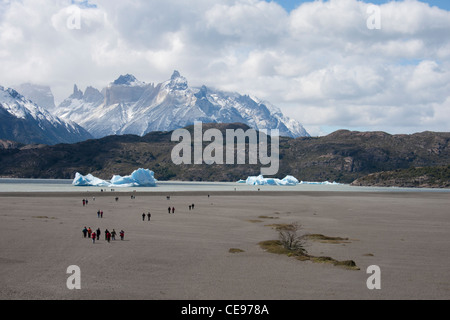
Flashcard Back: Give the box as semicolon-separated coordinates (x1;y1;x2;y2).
113;74;139;86
70;84;84;100
167;70;188;90
171;70;181;80
0;85;92;145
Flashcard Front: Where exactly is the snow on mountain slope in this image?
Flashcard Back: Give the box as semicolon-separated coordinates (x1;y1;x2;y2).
55;71;310;138
0;85;93;145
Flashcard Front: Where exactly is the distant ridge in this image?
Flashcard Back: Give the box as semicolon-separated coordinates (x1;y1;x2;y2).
54;71;309;139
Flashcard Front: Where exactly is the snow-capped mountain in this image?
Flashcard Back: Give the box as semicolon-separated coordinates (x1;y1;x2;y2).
0;86;93;145
55;71;310;138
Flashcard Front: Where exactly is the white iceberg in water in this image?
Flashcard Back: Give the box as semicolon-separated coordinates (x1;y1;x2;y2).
281;175;300;185
240;175;300;186
72;173;110;187
73;168;157;187
299;181;341;185
238;175;341;186
110;169;158;187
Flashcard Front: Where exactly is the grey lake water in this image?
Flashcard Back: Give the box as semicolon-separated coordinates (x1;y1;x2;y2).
0;178;449;194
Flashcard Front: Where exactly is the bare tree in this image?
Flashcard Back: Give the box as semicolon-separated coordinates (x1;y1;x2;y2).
278;222;307;255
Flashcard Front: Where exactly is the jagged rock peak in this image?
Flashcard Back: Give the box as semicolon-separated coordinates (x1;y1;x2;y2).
83;86;104;103
195;85;208;99
113;74;139;86
168;70;188;90
171;70;181;80
7;87;21;99
71;84;83;100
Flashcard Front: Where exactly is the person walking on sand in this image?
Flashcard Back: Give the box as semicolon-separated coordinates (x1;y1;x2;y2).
111;229;117;241
104;229;109;241
142;213;146;221
100;210;103;218
172;207;175;214
97;210;100;218
147;212;151;221
106;231;111;243
96;228;101;241
87;227;92;238
82;227;88;238
83;199;86;206
168;207;171;214
192;204;195;210
189;205;191;211
120;230;124;241
92;232;96;244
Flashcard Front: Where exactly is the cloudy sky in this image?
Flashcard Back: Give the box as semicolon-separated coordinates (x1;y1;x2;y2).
0;0;449;136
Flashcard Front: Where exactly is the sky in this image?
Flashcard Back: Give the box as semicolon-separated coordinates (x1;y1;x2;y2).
275;0;450;11
0;0;449;136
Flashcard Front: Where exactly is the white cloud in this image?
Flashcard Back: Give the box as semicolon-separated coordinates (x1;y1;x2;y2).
0;0;449;135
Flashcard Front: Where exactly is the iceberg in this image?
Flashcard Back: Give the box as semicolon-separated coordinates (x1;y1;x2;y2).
281;175;300;185
240;175;300;186
72;173;110;187
110;169;158;187
299;181;341;185
238;175;341;186
72;168;157;187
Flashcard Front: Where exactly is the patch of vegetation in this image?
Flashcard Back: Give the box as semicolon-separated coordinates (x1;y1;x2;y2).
304;234;351;244
229;248;245;254
258;239;359;270
259;240;292;256
259;223;360;271
265;223;298;231
309;256;359;270
32;216;56;220
258;215;279;220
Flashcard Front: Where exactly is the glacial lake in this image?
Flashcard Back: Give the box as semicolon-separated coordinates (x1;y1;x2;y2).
0;178;449;193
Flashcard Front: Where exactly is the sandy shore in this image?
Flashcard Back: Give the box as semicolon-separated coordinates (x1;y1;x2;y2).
0;191;449;300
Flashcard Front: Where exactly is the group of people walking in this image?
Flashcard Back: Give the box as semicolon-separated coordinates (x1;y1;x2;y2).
82;226;124;244
167;203;195;214
80;196;201;245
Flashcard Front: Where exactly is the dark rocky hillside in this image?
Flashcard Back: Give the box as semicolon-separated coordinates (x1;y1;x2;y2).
0;124;449;186
351;165;450;188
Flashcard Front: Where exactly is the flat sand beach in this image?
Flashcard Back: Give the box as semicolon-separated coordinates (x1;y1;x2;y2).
0;190;449;300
